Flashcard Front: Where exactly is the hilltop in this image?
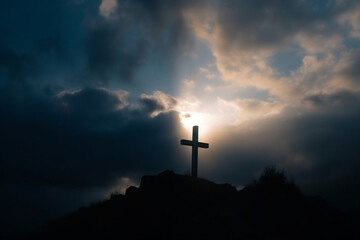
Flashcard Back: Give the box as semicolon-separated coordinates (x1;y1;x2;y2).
27;169;359;240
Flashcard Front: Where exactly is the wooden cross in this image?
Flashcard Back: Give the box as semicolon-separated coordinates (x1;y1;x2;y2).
181;126;209;178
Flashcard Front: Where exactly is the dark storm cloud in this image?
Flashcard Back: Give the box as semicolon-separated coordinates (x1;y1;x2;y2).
0;0;89;94
304;90;360;107
294;91;360;169
56;88;128;114
0;0;81;54
36;36;68;61
0;49;36;84
85;0;199;83
0;87;184;190
86;24;147;82
0;0;194;193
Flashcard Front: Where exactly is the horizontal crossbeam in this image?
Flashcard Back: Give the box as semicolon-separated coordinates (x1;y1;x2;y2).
180;139;209;148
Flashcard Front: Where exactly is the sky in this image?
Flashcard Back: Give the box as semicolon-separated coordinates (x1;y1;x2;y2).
1;0;360;235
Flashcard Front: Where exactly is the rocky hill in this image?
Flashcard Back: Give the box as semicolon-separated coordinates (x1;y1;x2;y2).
27;169;359;239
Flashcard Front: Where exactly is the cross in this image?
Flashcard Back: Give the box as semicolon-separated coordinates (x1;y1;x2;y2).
180;126;209;178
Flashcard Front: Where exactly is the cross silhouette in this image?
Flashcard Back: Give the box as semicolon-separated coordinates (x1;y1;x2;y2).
181;126;209;178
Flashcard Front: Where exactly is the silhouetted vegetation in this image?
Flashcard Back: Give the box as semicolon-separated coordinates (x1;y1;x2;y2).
25;168;359;240
242;166;300;202
252;166;298;193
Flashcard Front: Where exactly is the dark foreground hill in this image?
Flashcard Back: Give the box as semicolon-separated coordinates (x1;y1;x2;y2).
28;169;359;240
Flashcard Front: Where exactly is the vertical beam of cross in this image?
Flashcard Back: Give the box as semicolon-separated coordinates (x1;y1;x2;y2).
180;126;209;178
191;126;199;178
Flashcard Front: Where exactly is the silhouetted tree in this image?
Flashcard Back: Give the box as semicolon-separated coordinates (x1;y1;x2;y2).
248;166;300;197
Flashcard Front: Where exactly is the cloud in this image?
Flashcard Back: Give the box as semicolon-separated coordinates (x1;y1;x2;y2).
85;0;199;84
0;87;184;190
138;91;178;117
210;0;338;64
335;49;360;88
85;23;147;83
99;0;118;19
56;88;129;113
0;49;36;84
182;0;358;102
199;67;216;79
337;1;360;38
234;98;285;120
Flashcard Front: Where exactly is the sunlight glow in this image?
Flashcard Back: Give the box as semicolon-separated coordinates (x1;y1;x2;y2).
180;111;212;136
178;101;241;138
177;95;241;138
